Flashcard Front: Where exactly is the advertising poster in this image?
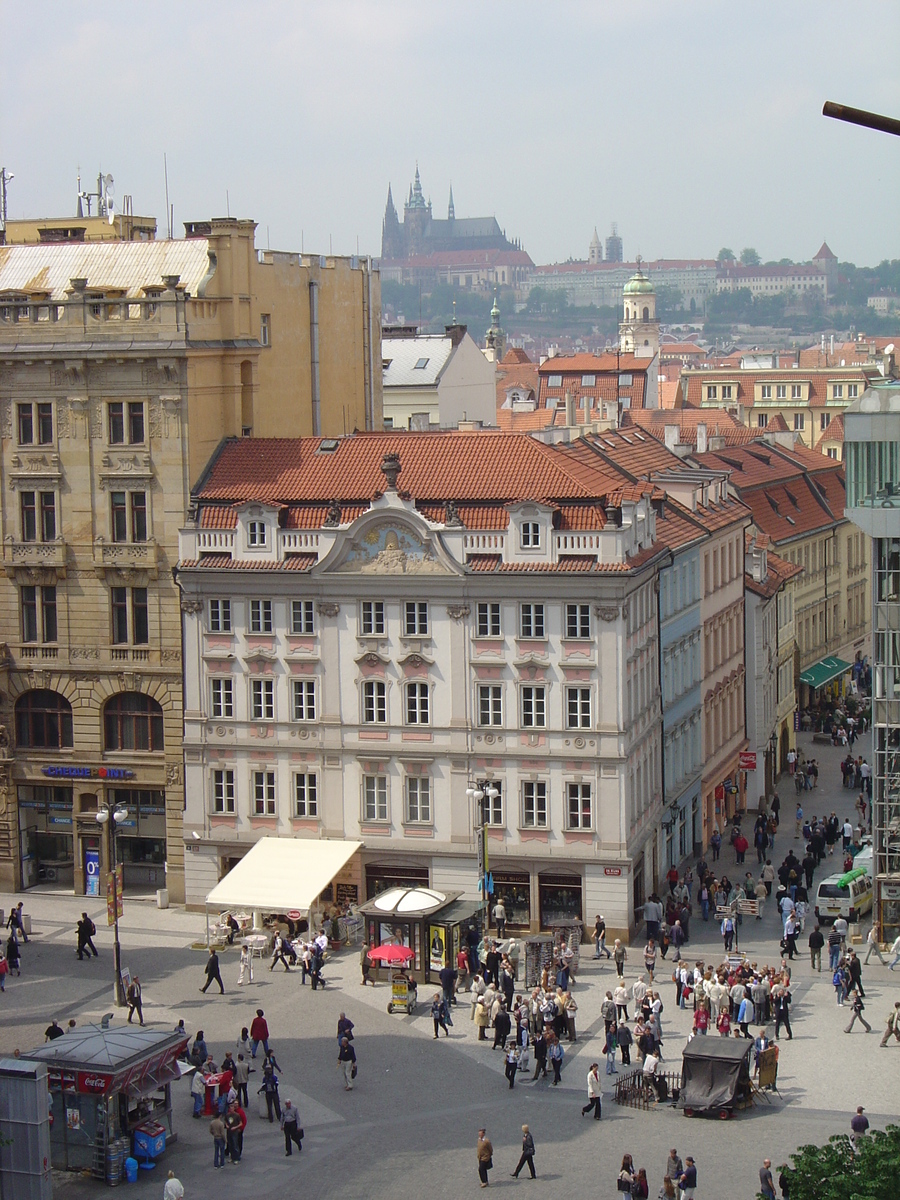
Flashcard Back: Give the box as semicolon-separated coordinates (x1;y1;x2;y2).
379;922;409;949
85;849;99;897
428;925;446;972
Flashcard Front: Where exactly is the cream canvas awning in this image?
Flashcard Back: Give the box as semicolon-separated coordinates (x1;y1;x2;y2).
205;836;363;914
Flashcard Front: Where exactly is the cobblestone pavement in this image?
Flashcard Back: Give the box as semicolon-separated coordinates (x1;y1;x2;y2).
3;731;896;1200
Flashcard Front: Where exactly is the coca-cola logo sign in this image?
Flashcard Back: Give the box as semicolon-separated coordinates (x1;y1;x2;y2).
76;1072;112;1094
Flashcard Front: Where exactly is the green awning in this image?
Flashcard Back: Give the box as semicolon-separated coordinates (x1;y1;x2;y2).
799;656;852;689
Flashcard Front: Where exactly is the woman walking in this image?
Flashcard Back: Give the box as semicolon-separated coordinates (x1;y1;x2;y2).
238;944;253;986
511;1125;536;1179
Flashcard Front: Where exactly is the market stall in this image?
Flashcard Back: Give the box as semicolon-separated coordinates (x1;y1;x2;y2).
23;1025;188;1182
679;1037;753;1118
357;887;480;986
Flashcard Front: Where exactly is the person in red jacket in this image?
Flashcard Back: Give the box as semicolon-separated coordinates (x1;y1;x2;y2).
250;1009;269;1059
224;1100;246;1162
734;834;749;864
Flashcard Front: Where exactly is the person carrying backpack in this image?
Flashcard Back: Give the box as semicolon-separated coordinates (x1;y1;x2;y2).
77;913;97;960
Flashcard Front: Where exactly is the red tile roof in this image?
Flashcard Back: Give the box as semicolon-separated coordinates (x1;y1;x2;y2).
500;347;533;365
816;412;844;446
682;363;878;409
622;408;754;447
766;412;789;432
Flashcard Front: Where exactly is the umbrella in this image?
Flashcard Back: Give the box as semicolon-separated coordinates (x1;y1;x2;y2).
367;944;414;964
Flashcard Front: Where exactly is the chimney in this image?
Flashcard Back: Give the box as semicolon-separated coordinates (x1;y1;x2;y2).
696;422;708;454
565;390;576;427
664;425;679;451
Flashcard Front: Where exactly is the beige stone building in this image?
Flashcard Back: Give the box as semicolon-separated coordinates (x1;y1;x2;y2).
0;219;381;901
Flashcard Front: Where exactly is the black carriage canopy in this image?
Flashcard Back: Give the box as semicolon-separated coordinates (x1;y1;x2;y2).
678;1037;753;1113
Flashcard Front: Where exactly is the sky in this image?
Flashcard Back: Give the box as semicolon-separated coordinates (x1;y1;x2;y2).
2;0;900;267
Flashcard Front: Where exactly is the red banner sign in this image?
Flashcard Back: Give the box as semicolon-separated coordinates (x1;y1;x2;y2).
739;752;758;771
603;866;622;877
715;785;725;801
76;1072;113;1095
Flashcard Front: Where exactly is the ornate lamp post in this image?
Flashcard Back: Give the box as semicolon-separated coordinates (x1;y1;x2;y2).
466;782;500;935
96;799;129;1006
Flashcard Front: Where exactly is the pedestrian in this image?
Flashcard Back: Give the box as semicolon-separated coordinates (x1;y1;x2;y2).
865;926;887;966
605;1023;619;1074
237;944;253;986
250;1009;269;1057
721;915;735;953
532;1029;548;1079
360;942;373;986
477;1127;494;1188
7;902;27;944
711;829;721;860
163;1171;184;1200
126;975;144;1025
614;939;627;978
270;932;291;972
233;1054;249;1107
210;1112;227;1168
759;1158;776;1200
773;987;793;1041
643;939;657;983
548;1034;564;1085
844;990;872;1034
492;899;507;938
258;1063;281;1122
439;958;457;1008
828;927;843;972
76;912;97;960
678;1157;697;1200
595;915;611;959
850;1106;869;1152
432;993;450;1038
200;948;224;994
511;1124;536;1179
808;925;824;972
582;1063;602;1119
0;951;7;992
847;950;865;998
658;1177;676;1200
666;1149;683;1184
618;1018;633;1066
504;1044;519;1089
280;1099;303;1156
224;1099;245;1163
880;1001;900;1047
338;1036;356;1090
889;932;900;970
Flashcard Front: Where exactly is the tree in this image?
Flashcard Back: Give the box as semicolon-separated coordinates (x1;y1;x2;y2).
740;247;761;266
764;1127;900;1200
717;247;736;262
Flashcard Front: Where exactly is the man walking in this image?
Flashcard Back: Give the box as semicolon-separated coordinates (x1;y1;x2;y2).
865;926;887;966
338;1036;356;1090
850;1106;869;1152
250;1009;269;1057
880;1001;900;1047
504;1044;518;1089
270;932;292;972
209;1112;226;1169
759;1158;776;1200
200;948;224;994
76;912;97;960
7;902;28;944
492;899;507;939
233;1054;249;1106
678;1157;697;1200
511;1125;536;1180
280;1099;302;1156
476;1128;493;1188
126;975;144;1025
844;991;872;1034
581;1063;602;1119
808;925;824;972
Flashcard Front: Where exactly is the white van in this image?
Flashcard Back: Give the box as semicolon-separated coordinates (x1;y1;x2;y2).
854;843;874;881
814;872;874;923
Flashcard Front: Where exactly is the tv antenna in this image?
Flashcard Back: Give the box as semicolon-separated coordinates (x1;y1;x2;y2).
0;166;13;244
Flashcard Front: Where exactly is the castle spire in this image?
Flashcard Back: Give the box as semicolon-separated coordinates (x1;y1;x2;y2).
448;184;455;221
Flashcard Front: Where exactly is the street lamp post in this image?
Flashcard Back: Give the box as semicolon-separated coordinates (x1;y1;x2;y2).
96;799;129;1007
466;782;500;936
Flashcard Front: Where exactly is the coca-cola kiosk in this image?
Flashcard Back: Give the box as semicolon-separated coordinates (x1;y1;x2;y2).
23;1025;187;1182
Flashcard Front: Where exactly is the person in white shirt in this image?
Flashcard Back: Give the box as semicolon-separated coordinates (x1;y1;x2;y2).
865;925;887;965
238;944;253;986
492;901;507;938
631;975;648;1005
164;1172;185;1200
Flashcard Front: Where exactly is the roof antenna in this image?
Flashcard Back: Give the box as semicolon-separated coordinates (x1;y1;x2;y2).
164;154;171;239
226;189;230;218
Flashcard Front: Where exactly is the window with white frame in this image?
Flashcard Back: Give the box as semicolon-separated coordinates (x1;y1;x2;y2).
520;521;541;549
522;780;547;827
210;678;234;718
476;602;501;637
260;313;271;347
362;680;387;723
253;769;276;815
521;685;546;728
294;772;318;817
566;781;592;829
721;384;733;400
251;678;275;720
405;776;431;823
250;599;273;633
208;598;232;632
361;600;385;635
547;373;562;388
565;603;590;639
478;781;504;826
212;768;235;814
292;679;316;721
761;384;772;399
707;385;717;401
581;374;596;386
847;383;858;398
247;520;267;547
820;413;830;431
405;682;430;724
793;413;805;430
478;684;503;726
757;413;768;428
791;383;802;399
363;774;388;821
403;601;428;636
291;600;314;634
776;384;786;399
519;603;545;638
566;687;591;728
832;383;843;399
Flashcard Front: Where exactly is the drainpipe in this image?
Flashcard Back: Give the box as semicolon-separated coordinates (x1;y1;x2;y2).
309;280;321;436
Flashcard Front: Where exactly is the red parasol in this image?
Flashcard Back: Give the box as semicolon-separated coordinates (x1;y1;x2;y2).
367;944;414;965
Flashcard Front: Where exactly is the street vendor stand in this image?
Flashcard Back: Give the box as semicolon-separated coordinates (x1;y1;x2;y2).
679;1037;753;1119
358;886;479;986
23;1025;187;1183
367;944;417;1013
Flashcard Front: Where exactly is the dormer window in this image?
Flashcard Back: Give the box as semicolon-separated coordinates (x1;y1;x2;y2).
520;522;541;549
247;521;267;547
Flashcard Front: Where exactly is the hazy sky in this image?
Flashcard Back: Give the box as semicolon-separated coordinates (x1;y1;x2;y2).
3;0;900;267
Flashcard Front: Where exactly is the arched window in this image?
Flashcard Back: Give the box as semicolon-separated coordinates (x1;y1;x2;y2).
642;306;649;321
104;692;164;752
15;689;73;748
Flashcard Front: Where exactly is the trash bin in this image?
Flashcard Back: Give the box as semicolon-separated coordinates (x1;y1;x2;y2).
156;889;169;910
21;914;31;935
125;1157;138;1183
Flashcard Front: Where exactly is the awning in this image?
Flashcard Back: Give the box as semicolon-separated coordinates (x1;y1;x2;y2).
799;656;851;689
205;836;363;914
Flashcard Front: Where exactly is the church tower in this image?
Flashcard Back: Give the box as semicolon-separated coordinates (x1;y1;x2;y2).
382;184;403;258
589;228;602;264
619;258;659;359
404;164;431;255
484;291;506;363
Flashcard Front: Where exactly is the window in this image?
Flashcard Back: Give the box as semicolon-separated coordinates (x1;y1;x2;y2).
21;584;57;644
581;374;596;386
519;603;545;638
21;491;56;542
249;599;273;634
405;777;431;823
247;520;267;547
776;384;786;399
522;781;547;827
793;413;805;431
413;357;430;370
760;384;772;399
291;600;314;635
547;373;562;388
567;782;592;829
111;587;148;644
481;781;503;826
361;601;385;635
107;401;145;445
566;687;591;728
210;678;234;718
111;491;147;543
520;522;541;548
213;769;235;814
476;602;501;637
848;383;859;398
821;413;831;431
565;603;590;639
208;599;232;632
15;689;72;748
478;684;503;726
128;402;145;444
103;692;163;751
260;313;271;346
251;679;275;720
521;685;546;728
17;402;53;445
362;680;387;723
721;384;733;400
405;682;430;725
757;413;768;428
706;385;717;400
253;770;276;815
363;775;388;821
827;447;838;460
403;602;428;636
791;384;802;399
832;384;843;399
292;679;316;721
294;773;318;817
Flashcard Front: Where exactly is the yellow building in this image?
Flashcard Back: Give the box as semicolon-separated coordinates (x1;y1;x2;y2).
0;219;381;900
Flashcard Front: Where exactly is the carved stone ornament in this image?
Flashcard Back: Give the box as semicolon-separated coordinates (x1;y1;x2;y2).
316;602;340;617
444;499;465;528
365;653;381;667
323;500;343;528
595;606;620;622
446;604;470;622
180;596;203;614
166;762;182;786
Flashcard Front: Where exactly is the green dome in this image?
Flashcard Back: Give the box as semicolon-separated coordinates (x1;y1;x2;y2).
624;269;654;295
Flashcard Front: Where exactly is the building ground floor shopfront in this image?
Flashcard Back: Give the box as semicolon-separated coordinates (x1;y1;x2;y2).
702;747;747;850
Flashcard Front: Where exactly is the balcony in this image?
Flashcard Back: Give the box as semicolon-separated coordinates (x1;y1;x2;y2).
92;539;159;579
2;538;68;578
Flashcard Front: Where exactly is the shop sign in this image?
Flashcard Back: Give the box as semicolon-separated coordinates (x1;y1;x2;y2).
42;766;135;780
739;752;757;771
49;816;72;826
793;711;801;732
715;785;725;801
76;1072;112;1095
603;866;622;877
